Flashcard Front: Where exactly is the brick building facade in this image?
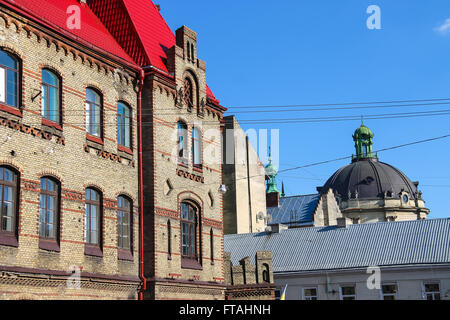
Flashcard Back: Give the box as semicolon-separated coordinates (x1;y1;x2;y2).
0;0;141;299
0;0;275;300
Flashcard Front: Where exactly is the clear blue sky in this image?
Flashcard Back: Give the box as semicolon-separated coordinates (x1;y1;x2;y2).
157;0;450;219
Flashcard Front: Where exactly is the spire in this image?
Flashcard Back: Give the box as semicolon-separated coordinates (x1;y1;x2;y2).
281;181;286;197
265;146;280;194
352;122;377;161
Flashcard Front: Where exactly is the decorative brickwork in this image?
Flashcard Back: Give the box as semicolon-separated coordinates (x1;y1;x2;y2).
0;4;140;300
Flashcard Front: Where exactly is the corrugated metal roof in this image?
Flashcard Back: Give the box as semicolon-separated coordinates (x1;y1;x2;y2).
267;194;319;226
224;218;450;273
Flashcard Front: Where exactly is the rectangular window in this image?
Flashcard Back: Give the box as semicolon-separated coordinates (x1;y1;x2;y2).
0;67;5;103
423;283;440;300
302;287;318;300
381;284;397;300
340;286;356;300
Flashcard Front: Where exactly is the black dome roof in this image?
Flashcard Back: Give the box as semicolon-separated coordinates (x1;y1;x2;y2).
322;158;419;201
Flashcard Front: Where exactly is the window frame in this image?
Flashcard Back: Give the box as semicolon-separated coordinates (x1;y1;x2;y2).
192;126;202;169
180;201;202;270
339;285;356;300
117;195;133;260
117;101;132;150
302;287;318;300
85;87;103;140
380;283;398;300
177;121;188;164
423;282;441;300
41;68;61;125
0;167;18;239
84;187;103;257
0;49;20;110
38;176;60;251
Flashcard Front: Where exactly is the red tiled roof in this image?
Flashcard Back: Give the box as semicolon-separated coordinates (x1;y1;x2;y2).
2;0;135;64
88;0;221;104
89;0;174;73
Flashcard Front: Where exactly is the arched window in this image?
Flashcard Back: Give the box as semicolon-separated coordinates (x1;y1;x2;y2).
41;69;61;123
192;127;202;167
86;88;102;138
0;167;17;234
39;177;59;240
177;121;188;161
0;50;19;108
117;102;131;148
180;201;198;259
210;229;214;264
262;263;271;283
183;78;193;109
85;188;101;246
117;195;131;250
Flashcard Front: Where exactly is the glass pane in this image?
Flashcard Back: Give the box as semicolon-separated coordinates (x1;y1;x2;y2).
124;115;130;147
382;285;396;294
194;139;201;165
4;186;13;202
181;203;188;220
42;69;58;86
117;114;123;145
425;283;439;292
7;69;17;107
0;168;3;180
47;196;55;211
0;67;5;103
86;88;100;105
39;219;45;237
0;50;17;69
41;84;47;116
90;230;98;244
48;86;59;122
341;287;355;295
3;216;11;231
4;168;14;182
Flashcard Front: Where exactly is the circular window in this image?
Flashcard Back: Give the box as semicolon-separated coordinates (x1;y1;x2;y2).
402;194;409;203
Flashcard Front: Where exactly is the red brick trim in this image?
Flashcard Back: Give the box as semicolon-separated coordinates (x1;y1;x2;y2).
42;118;62;131
86;134;104;145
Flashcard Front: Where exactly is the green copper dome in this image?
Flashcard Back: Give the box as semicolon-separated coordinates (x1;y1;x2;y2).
352;122;377;161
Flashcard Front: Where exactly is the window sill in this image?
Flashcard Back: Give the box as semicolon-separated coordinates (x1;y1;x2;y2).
193;166;203;173
181;258;203;270
39;239;60;252
0;233;18;248
0;103;22;117
86;134;103;145
118;145;133;155
118;249;133;261
177;160;188;168
84;245;103;257
42;118;62;131
86;135;103;150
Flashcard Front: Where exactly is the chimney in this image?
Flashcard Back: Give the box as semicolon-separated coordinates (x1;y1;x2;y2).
336;217;346;228
266;192;280;208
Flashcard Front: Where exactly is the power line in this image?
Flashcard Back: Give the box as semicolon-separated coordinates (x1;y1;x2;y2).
226;97;450;109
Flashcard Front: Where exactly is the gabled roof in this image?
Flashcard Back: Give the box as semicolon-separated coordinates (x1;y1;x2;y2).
3;0;135;65
224;218;450;273
267;194;320;226
89;0;220;103
89;0;174;72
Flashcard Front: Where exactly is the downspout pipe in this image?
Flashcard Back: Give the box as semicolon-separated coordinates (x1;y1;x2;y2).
137;68;146;300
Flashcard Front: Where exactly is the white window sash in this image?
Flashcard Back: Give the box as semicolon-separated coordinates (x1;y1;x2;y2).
0;67;5;103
